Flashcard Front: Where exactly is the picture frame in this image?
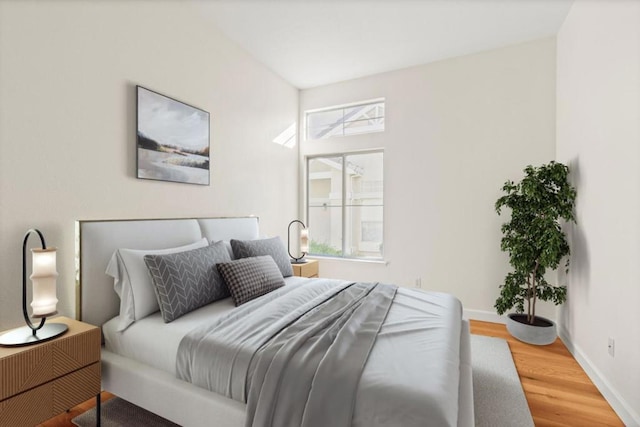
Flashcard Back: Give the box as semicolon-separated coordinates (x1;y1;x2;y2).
136;86;210;185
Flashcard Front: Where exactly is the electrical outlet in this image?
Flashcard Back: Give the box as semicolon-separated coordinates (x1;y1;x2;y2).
416;278;422;288
608;337;615;357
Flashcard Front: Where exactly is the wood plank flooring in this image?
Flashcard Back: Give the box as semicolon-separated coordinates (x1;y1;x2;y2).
38;321;623;427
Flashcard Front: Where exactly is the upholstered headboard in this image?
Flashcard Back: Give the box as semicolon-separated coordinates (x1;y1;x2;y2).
76;217;259;327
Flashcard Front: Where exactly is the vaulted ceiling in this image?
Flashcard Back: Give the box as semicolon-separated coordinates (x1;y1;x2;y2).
199;0;573;89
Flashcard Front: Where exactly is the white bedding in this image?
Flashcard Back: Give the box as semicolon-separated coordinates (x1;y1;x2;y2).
106;276;463;426
177;279;462;426
103;276;310;374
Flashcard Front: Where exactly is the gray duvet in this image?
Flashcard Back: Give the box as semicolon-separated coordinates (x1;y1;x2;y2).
177;279;462;427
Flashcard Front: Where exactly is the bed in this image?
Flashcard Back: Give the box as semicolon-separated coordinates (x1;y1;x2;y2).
77;217;473;427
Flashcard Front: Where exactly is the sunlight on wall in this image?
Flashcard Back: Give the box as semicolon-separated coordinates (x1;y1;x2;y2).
273;123;297;148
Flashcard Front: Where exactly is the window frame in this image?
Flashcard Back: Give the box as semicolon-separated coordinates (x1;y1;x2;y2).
305;149;384;261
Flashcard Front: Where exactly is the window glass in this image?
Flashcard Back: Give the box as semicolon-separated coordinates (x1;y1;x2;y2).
308;157;343;256
307;151;383;260
306;100;385;140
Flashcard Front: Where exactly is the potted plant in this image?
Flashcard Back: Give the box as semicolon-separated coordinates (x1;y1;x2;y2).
495;161;577;345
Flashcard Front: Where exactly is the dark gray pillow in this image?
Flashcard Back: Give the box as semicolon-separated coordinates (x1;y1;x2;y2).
216;256;285;306
144;241;231;323
231;237;293;277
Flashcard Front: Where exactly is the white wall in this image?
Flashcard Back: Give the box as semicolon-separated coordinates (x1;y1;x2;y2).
300;38;557;319
556;1;640;424
0;1;299;330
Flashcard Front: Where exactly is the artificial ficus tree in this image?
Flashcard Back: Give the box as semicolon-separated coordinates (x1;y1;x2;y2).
495;161;577;325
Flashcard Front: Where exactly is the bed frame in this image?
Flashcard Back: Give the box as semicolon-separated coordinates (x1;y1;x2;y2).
77;217;473;427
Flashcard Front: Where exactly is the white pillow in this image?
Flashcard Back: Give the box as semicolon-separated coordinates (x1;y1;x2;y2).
105;238;208;331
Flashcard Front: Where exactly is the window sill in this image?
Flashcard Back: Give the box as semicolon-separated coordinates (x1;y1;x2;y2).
307;255;389;266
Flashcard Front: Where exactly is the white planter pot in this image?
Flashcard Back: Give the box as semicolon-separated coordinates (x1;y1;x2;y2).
506;313;557;345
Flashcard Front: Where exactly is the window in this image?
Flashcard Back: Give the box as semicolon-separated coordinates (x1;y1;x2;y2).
306;151;384;260
306;100;385;140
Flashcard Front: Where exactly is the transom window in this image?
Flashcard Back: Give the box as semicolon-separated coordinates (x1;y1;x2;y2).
305;100;385;140
306;151;384;260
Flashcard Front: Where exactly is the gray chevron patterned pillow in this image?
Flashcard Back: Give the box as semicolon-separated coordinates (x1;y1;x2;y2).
216;256;285;306
144;241;231;323
230;237;293;277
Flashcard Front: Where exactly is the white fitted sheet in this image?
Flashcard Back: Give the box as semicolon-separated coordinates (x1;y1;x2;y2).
103;276;309;375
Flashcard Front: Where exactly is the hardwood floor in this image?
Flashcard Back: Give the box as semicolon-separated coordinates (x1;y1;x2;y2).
37;392;114;427
38;321;623;427
470;320;623;427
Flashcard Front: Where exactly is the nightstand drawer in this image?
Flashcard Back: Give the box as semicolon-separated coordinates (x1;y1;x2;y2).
0;362;100;426
53;361;101;413
0;381;51;427
0;319;100;401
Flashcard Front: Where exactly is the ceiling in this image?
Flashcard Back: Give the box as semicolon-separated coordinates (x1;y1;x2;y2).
200;0;574;89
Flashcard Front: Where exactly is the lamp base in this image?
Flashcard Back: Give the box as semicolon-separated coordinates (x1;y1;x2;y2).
0;323;68;347
290;259;308;264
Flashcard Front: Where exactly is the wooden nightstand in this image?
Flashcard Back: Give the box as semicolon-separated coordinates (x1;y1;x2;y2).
292;259;319;278
0;317;101;426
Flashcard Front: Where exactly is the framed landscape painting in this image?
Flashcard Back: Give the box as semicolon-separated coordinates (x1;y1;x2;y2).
136;86;210;185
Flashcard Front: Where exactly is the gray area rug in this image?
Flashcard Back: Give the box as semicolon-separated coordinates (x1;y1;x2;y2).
471;334;534;427
72;397;179;427
74;335;533;426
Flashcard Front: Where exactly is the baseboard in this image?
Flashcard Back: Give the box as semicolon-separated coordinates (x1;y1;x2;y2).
558;326;640;427
463;309;507;324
